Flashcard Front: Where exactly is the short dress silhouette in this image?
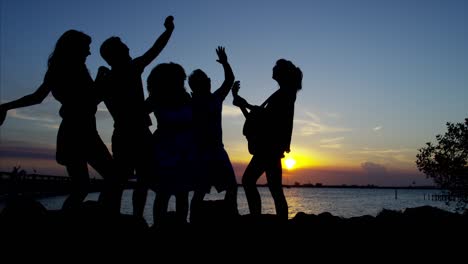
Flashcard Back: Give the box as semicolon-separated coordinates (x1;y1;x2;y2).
151;103;197;194
48;65;109;166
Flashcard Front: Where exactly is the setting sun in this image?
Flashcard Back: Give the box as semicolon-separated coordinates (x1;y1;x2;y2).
284;157;297;170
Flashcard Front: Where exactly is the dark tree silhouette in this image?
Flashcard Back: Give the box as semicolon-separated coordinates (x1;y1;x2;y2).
416;118;468;211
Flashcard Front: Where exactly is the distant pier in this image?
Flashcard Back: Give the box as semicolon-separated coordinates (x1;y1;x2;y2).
0;171;104;200
426;193;466;202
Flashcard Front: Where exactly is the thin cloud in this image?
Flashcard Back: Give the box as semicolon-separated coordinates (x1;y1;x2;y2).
222;104;243;117
6;97;59;125
43;124;60;129
351;148;417;165
351;148;413;155
319;137;345;149
295;112;350;136
324;112;341;119
320;144;342;149
373;126;382;131
0;140;56;160
320;137;345;144
305;111;321;122
8;109;58;123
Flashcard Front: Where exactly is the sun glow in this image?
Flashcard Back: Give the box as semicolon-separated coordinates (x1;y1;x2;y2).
284;157;297;170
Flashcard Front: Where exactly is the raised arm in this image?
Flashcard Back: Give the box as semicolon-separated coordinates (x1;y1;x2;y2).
213;46;235;100
0;82;51;125
232;81;251;118
134;16;175;71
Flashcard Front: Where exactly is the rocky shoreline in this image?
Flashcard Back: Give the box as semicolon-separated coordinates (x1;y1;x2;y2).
1;197;467;251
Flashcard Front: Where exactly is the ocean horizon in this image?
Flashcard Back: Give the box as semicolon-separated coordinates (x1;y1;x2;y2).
24;186;455;226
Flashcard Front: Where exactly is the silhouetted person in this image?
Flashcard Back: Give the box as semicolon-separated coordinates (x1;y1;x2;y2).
232;59;302;220
98;16;174;217
188;47;238;222
146;63;196;225
0;30;118;212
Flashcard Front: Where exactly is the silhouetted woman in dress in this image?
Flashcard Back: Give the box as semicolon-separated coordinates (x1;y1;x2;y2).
146;62;196;225
0;30;118;211
233;59;302;220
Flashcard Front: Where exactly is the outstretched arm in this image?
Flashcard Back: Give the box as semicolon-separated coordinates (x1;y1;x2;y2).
213;46;235;100
134;16;174;71
0;82;51;125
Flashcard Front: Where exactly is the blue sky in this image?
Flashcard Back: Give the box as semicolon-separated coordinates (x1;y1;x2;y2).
1;0;467;186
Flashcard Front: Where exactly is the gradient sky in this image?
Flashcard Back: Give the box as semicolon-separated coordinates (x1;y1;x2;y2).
1;0;467;186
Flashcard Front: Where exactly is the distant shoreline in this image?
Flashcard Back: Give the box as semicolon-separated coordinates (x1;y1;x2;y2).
280;184;439;190
1;171;440;194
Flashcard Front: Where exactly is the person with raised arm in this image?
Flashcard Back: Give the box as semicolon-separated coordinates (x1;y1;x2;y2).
0;30;119;212
98;16;174;217
188;47;238;222
232;59;302;220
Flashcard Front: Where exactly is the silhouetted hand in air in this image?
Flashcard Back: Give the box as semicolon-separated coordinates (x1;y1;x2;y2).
232;81;248;107
216;46;228;65
164;16;174;31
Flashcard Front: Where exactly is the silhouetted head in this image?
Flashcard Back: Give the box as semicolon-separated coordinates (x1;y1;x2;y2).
147;62;190;107
48;30;91;69
100;37;131;67
272;59;302;92
188;69;211;95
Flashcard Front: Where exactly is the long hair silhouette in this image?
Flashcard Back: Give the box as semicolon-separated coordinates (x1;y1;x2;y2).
0;30;118;212
233;58;302;220
147;62;195;226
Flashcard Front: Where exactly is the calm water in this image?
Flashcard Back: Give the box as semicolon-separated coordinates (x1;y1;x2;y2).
25;187;454;226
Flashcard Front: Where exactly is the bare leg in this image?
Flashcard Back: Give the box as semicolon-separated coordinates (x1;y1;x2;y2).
89;145;122;214
132;183;148;217
153;192;170;226
224;184;238;215
133;148;152;217
190;191;205;223
242;155;265;216
176;191;189;223
265;157;288;220
62;162;89;211
224;158;239;215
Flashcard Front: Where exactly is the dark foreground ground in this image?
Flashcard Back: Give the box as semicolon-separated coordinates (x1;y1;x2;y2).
1;196;467;257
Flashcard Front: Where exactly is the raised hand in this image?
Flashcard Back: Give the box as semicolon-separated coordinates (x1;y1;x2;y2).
164;16;174;31
233;96;248;108
216;46;228;65
232;81;247;107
